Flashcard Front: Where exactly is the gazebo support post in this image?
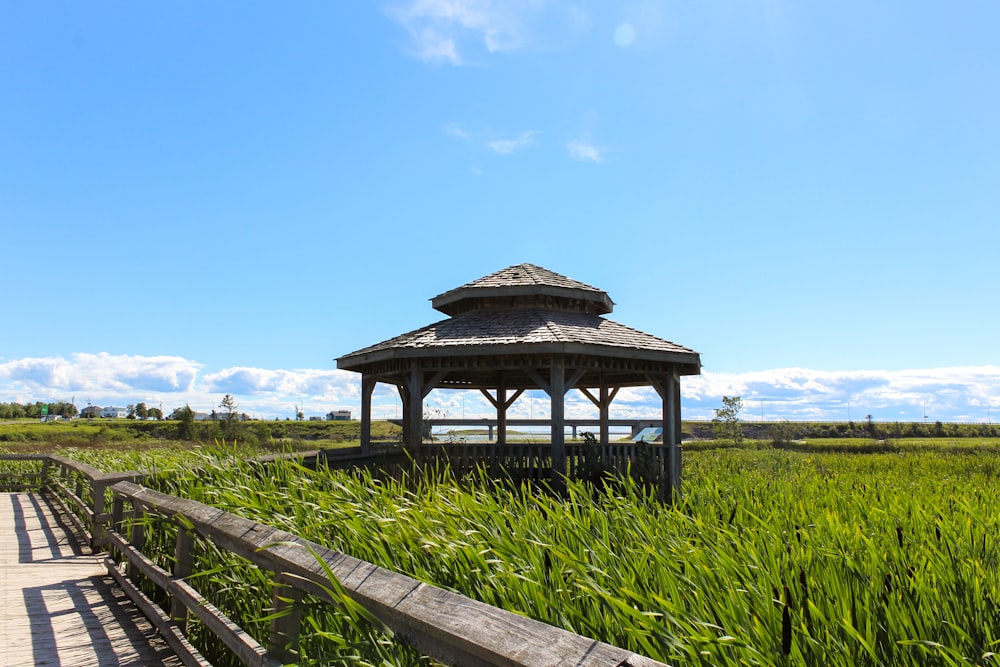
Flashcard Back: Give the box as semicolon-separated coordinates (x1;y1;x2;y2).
580;382;620;446
400;367;424;458
666;371;681;499
491;374;508;447
550;360;566;488
360;375;376;456
405;368;424;453
397;383;409;449
649;370;682;500
600;384;610;446
483;384;525;448
496;382;506;447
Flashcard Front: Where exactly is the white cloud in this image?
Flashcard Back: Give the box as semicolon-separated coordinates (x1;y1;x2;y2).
0;353;200;397
567;137;603;162
388;0;592;65
2;355;998;424
388;0;530;65
487;130;537;154
444;122;472;140
203;367;358;403
445;124;538;156
681;366;1000;422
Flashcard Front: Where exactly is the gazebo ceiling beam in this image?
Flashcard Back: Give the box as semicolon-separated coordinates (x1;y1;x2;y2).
579;385;620;408
422;370;449;398
523;367;551;395
479;387;524;409
565;367;588;392
359;367;686;392
480;388;499;409
504;388;524;409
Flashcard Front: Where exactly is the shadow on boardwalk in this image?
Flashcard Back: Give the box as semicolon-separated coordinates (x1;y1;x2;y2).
1;491;181;667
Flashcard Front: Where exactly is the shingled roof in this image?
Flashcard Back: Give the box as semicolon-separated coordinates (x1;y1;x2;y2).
430;263;614;316
337;264;701;386
341;309;695;358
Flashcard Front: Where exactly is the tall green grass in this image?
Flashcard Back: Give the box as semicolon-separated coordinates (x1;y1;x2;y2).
66;445;1000;666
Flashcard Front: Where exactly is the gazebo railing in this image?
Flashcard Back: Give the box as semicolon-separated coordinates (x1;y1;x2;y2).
422;440;676;488
422;442;552;480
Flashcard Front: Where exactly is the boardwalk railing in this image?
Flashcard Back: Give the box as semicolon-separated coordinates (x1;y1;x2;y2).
0;453;141;548
0;453;667;667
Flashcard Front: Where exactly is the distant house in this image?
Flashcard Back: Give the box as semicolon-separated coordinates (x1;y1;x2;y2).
193;411;249;422
80;405;103;419
308;416;324;421
101;406;127;419
327;410;351;421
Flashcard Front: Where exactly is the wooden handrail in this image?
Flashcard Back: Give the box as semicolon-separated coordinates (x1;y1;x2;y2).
2;453;669;667
107;480;667;667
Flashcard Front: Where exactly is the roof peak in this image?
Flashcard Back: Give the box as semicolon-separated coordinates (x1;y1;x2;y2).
430;264;614;316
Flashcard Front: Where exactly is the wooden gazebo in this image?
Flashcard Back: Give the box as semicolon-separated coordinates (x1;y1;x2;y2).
336;264;701;491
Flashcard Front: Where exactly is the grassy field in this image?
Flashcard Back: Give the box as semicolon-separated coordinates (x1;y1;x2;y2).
9;439;995;667
0;418;401;454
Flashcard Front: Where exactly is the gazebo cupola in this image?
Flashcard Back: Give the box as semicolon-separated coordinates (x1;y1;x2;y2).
430;264;614;317
337;263;701;491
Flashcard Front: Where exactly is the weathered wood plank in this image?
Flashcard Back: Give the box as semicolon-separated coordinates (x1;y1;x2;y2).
1;491;182;666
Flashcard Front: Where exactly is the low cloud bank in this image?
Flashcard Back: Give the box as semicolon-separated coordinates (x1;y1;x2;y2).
1;354;997;423
681;367;1000;423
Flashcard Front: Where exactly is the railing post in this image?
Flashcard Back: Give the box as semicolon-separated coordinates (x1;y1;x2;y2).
40;457;52;491
58;461;70;496
172;525;196;626
91;479;108;550
110;495;124;562
269;573;306;663
128;505;146;579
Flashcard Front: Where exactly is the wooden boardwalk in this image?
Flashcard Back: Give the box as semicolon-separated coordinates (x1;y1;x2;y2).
0;492;181;667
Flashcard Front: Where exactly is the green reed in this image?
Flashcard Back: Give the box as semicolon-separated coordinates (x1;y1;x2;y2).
69;445;1000;666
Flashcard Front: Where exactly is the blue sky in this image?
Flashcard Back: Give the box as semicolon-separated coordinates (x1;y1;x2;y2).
1;2;998;423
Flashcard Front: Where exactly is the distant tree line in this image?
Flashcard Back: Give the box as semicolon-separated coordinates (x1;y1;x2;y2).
0;401;78;419
0;401;172;420
805;420;1000;439
689;419;1000;441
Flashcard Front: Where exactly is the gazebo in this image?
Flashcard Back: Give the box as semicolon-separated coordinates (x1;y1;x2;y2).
336;264;701;491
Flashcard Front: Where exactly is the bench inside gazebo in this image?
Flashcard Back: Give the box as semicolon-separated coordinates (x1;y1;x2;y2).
336;264;701;494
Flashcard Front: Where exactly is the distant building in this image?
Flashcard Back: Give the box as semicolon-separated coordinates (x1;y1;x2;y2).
193;411;249;422
327;410;351;421
101;406;127;419
80;405;103;419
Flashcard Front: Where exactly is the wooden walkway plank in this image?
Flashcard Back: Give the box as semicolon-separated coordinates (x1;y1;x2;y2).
0;492;182;667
